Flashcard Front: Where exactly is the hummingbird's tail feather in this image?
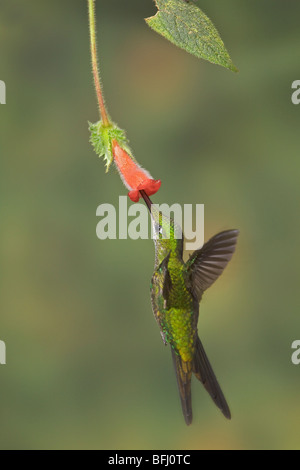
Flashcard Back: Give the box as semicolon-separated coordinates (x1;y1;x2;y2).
171;348;193;425
193;336;231;420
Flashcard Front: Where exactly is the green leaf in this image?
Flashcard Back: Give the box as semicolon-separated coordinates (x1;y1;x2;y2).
145;0;237;72
89;121;130;172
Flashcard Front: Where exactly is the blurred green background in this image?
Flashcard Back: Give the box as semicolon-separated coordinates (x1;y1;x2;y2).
0;0;299;450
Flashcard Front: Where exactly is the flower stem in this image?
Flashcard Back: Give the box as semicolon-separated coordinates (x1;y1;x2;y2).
87;0;110;127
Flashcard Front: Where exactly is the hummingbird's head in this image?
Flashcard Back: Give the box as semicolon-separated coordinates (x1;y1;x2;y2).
139;190;183;244
150;206;182;242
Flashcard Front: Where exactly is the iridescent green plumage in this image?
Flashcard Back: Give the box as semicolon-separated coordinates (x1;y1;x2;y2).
141;191;239;425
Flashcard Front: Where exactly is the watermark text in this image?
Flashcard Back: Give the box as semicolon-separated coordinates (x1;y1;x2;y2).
0;341;6;365
291;80;300;105
96;196;204;250
0;80;6;104
291;340;300;365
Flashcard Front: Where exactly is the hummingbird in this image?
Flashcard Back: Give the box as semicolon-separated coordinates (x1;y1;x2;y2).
140;190;239;425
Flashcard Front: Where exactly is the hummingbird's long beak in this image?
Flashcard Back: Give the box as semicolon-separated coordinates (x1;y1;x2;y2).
140;190;153;212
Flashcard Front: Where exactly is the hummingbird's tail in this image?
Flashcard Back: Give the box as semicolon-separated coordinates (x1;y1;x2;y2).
171;349;193;425
193;336;231;420
172;337;231;425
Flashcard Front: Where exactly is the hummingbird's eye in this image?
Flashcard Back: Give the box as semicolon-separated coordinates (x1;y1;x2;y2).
154;223;163;233
157;225;164;239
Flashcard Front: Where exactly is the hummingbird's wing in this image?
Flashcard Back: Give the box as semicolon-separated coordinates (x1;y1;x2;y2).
150;253;172;345
193;336;231;420
171;348;193;425
186;229;239;301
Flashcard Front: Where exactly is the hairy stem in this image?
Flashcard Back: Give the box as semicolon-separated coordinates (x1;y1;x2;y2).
87;0;110;127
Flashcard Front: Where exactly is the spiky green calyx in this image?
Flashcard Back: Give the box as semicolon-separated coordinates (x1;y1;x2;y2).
89;120;130;172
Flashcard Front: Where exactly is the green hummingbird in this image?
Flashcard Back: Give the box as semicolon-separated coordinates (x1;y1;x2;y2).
140;191;239;425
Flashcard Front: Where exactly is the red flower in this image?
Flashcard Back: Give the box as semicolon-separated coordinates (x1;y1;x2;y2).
112;139;161;202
